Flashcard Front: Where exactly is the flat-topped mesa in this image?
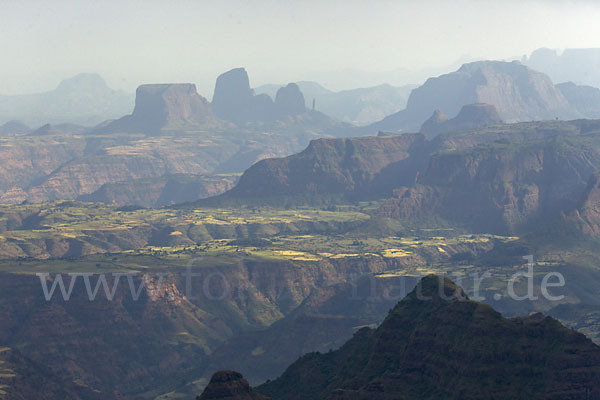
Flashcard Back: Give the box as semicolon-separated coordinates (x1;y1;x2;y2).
420;103;503;137
132;83;215;128
224;133;424;202
101;83;218;134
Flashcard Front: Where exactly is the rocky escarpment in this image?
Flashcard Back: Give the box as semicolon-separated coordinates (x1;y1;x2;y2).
257;275;600;400
221;133;426;203
0;255;418;398
420;103;503;137
101;83;221;133
211;68;340;128
379;133;600;234
198;371;272;400
366;60;581;134
198;276;419;387
561;173;600;235
0;135;86;200
557;82;600;119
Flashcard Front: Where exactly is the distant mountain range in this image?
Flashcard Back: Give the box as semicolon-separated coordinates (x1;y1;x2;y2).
254;81;416;125
3;60;600;207
200;275;600;400
523;47;600;88
0;73;134;126
214;118;600;236
364;60;586;134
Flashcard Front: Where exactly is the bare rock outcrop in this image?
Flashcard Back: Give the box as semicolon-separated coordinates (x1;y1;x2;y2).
274;83;306;116
101;83;219;133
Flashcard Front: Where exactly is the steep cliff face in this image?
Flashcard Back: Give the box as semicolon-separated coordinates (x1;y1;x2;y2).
211;68;342;130
562;173;600;235
367;60;581;134
102;84;220;133
420;103;503;138
379;135;600;234
0;256;413;398
0;135;86;199
258;276;600;400
212;68;258;124
199;276;419;386
211;68;279;124
557;82;600;119
225;133;426;202
274;83;306;116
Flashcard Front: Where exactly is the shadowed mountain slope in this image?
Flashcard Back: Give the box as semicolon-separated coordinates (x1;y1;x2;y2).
198;371;273;400
257;275;600;400
216;133;426;205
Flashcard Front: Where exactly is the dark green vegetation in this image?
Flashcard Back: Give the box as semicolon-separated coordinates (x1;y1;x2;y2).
198;371;271;400
255;276;600;400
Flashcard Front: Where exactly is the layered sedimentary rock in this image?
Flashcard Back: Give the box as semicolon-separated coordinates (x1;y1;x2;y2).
367;60;581;134
102;83;220;133
224;133;425;202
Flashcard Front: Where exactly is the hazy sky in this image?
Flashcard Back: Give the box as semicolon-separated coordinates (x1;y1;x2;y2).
2;0;600;95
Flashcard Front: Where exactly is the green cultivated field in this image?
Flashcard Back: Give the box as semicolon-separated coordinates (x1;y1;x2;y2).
0;201;519;275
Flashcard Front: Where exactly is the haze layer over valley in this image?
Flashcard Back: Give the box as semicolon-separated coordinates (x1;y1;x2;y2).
2;1;600;399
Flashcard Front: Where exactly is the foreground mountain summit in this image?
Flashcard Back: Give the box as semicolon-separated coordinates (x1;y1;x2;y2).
200;275;600;400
